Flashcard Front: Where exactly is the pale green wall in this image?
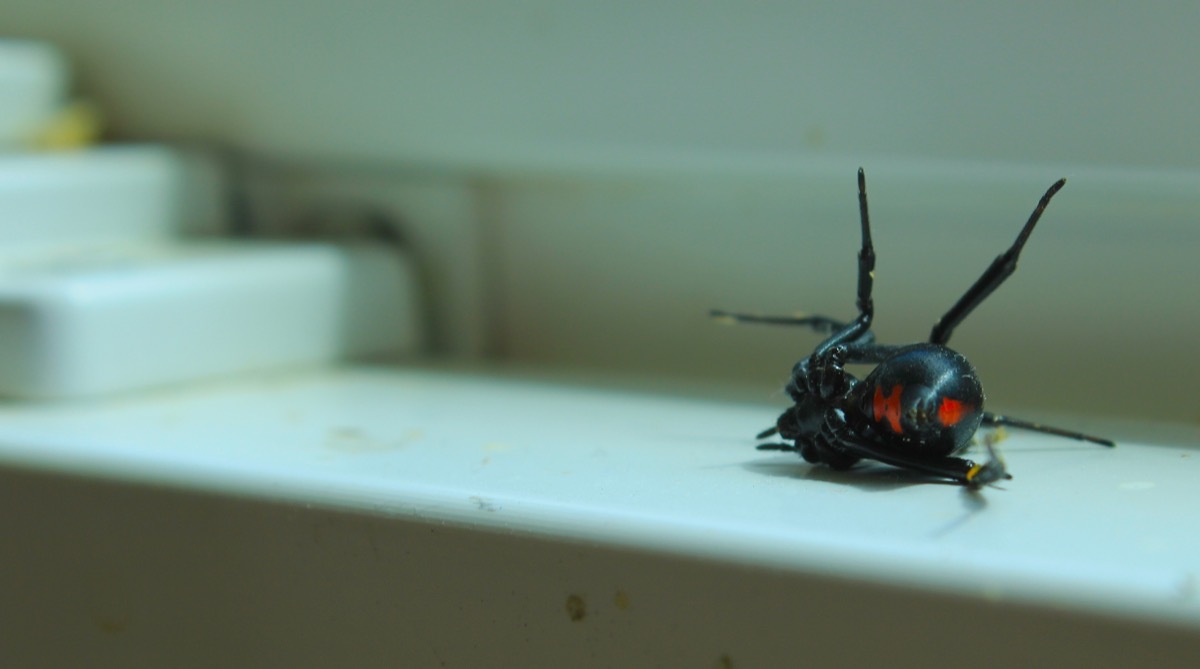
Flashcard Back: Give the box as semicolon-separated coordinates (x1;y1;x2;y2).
3;3;1198;424
3;2;1197;170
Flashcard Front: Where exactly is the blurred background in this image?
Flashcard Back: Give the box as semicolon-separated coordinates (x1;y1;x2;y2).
2;1;1198;424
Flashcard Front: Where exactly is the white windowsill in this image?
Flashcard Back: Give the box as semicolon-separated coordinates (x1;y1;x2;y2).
0;364;1195;631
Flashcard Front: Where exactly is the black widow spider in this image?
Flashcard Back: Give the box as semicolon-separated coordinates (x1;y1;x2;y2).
712;169;1113;487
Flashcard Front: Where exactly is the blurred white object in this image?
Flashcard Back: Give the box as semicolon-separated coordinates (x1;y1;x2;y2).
0;146;221;245
0;147;422;398
0;40;67;148
0;242;421;398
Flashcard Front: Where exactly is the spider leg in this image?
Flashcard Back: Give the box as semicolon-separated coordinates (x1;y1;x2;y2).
711;169;879;351
842;341;904;365
755;442;796;452
709;310;847;335
776;408;1005;485
760;416;1009;487
981;412;1114;447
813;168;877;355
854;167;876;319
929;178;1066;346
756;425;779;439
837;437;1011;487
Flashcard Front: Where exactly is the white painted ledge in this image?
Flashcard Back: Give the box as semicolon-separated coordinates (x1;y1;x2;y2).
0;365;1195;647
0;242;422;398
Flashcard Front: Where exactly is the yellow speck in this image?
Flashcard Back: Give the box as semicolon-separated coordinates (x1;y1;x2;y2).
614;590;630;610
33;101;103;150
965;463;983;482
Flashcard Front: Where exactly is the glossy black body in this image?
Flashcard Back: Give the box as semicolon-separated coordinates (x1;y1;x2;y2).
713;169;1113;487
851;344;984;456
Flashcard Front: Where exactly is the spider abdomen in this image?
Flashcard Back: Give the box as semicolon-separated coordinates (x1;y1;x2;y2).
852;343;984;456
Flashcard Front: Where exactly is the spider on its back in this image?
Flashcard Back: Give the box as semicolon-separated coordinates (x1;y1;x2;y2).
713;169;1113;487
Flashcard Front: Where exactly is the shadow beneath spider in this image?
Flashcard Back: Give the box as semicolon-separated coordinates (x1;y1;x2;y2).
744;459;999;535
928;487;995;537
742;459;957;492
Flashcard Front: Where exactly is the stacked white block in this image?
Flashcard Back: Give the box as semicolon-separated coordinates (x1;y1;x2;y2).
0;147;422;398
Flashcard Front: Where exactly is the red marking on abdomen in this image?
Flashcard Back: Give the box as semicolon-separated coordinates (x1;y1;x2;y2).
873;384;903;434
937;397;970;426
